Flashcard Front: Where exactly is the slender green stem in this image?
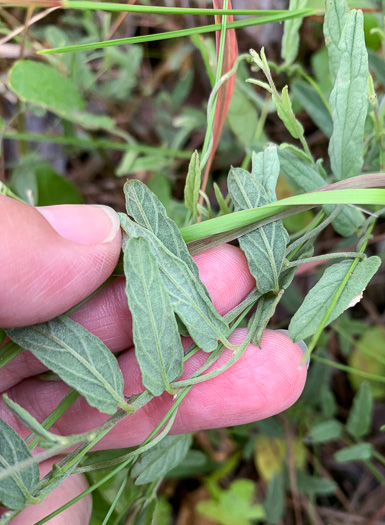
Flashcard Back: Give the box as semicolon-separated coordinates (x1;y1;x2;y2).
101;475;128;525
284;251;366;269
310;354;385;383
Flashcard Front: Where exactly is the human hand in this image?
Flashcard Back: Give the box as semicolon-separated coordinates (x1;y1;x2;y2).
0;195;307;524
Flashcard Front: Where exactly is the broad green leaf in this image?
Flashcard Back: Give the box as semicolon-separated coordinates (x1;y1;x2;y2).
272;87;304;139
0;419;39;510
278;147;364;236
197;479;265;525
328;10;369;180
292;81;333;137
251;145;280;202
184;151;201;220
305;419;342;444
324;0;350;84
334;443;372;463
281;0;308;66
289;256;381;341
132;434;192;485
7;318;127;415
10;154;83;206
124;237;183;396
123;180;200;281
289;256;381;342
228;164;289;294
346;381;373;438
227;83;258;147
248;292;283;347
119;214;229;352
264;474;284;525
296;472;337;496
9;61;115;131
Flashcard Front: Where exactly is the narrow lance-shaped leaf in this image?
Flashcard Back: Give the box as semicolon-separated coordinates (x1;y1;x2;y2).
346;382;373;438
184;150;201;220
278;147;364;237
324;0;350;84
289;256;381;342
7;317;128;415
281;0;308;66
328;10;369;181
123;179;201;282
0;419;39;510
119;214;229;352
248;291;284;347
124;236;184;396
228;152;289;294
334;443;372;463
132;434;192;485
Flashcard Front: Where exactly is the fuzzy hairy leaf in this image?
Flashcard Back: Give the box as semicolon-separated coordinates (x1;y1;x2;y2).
119;214;229;352
7;318;126;415
0;419;39;510
328;10;369;181
248;292;283;347
184;151;201;220
281;0;308;66
324;0;350;84
132;434;192;485
251;145;280;202
272;87;304;140
289;256;381;342
228;163;289;294
278;147;364;236
124;237;184;396
123;180;200;280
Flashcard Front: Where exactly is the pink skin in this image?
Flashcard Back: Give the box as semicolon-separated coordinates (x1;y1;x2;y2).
0;196;307;523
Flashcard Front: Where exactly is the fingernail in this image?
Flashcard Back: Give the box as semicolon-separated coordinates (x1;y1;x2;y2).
276;329;310;369
37;204;121;245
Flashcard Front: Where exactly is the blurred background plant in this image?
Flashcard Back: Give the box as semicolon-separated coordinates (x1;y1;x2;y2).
1;0;385;523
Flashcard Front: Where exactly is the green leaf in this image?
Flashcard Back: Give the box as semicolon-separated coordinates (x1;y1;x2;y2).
248;292;283;347
328;10;369;180
228;163;289;294
334;443;372;463
124;237;184;396
292;81;333;137
272;87;304;140
227;83;258;147
123;180;200;281
278;147;364;236
6;318;127;415
214;183;231;215
346;382;373;438
296;472;337;496
184;151;201;220
289;256;381;342
2;395;62;447
9;61;115;131
264;473;284;524
324;0;350;84
251;145;280;202
305;419;342;444
197;479;265;525
134;498;158;525
119;214;229;352
0;419;39;510
132;434;192;485
281;0;308;66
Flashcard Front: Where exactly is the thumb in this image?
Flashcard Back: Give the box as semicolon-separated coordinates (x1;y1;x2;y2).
0;195;121;328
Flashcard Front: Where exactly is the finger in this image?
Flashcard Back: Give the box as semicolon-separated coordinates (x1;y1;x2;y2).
0;458;91;525
0;244;255;391
0;195;121;328
0;329;307;448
